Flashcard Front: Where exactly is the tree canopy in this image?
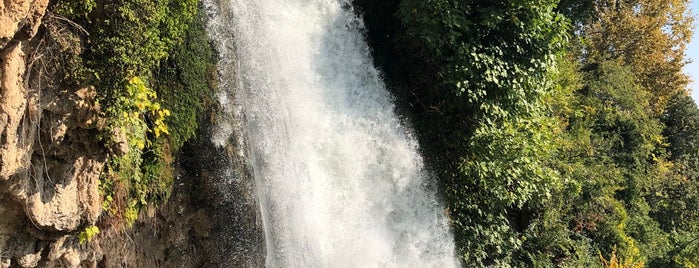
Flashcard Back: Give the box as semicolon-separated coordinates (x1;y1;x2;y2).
355;0;698;266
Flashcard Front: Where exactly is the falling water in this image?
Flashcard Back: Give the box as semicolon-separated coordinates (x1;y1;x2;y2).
205;0;457;266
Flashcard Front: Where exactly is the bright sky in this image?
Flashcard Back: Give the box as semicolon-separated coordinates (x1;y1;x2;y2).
687;0;699;103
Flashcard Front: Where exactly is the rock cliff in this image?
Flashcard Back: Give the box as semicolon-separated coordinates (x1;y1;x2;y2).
0;0;265;267
1;0;105;266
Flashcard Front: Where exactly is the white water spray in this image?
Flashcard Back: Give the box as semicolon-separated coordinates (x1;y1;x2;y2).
205;0;457;266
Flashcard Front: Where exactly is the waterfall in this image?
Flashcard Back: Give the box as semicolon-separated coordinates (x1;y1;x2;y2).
205;0;457;266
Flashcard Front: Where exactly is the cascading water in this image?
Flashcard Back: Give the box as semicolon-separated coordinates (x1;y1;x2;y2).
205;0;457;266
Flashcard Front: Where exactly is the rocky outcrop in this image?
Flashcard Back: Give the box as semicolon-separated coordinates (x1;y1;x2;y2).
1;1;266;267
0;0;106;266
0;0;48;48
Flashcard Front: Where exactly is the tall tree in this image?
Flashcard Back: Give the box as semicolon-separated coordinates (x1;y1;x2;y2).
663;93;699;170
568;0;693;112
562;60;668;265
649;92;699;266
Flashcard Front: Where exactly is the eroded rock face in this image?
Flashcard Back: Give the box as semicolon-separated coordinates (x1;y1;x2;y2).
0;0;106;266
2;1;265;267
0;0;48;48
0;42;32;180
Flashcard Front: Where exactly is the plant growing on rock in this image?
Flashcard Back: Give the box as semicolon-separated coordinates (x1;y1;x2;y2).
52;0;213;230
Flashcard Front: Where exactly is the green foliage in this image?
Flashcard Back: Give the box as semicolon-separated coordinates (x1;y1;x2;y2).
395;0;568;266
124;206;139;228
48;0;697;264
663;93;699;172
648;92;699;266
78;225;100;244
52;0;97;20
52;0;212;230
564;0;693;113
100;77;171;227
549;59;675;264
361;0;697;264
116;77;171;145
79;0;198;101
398;0;567;107
155;12;216;149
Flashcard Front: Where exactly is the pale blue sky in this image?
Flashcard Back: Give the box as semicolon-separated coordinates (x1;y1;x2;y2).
687;0;699;103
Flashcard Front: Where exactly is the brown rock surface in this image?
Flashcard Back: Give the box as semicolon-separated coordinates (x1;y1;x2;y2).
0;0;106;266
0;42;31;179
0;0;48;48
1;1;265;267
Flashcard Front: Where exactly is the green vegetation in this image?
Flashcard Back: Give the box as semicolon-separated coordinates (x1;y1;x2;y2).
46;0;699;265
51;0;215;229
395;1;567;265
78;225;100;244
356;0;699;266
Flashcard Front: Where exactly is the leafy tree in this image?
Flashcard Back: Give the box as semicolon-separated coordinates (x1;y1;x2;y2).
645;92;699;266
566;0;693;112
558;60;664;264
354;0;697;265
663;93;699;171
553;0;696;264
395;1;568;266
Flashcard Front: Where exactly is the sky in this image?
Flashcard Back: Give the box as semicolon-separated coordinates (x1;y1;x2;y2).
687;0;699;103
